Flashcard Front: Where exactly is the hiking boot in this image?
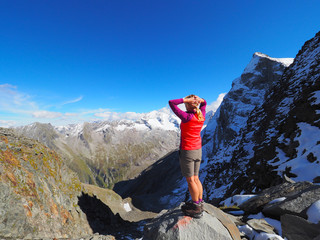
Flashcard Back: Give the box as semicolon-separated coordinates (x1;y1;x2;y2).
200;199;204;210
182;200;204;212
181;201;203;219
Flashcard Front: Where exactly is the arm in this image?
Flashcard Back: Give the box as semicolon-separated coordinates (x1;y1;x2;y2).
199;99;207;116
168;98;193;123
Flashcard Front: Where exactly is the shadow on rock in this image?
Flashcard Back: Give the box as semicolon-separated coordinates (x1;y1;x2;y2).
78;193;142;239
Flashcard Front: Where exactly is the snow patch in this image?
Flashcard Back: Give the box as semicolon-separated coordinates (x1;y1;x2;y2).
123;203;132;212
238;224;284;240
307;200;320;224
268;197;286;205
310;90;320;105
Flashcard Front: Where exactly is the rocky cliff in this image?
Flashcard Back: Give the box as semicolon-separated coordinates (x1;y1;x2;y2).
0;127;92;239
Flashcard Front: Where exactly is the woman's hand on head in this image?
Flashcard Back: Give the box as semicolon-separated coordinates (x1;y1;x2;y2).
194;96;204;104
183;97;195;104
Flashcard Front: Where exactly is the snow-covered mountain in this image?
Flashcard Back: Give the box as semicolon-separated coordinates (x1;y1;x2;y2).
201;52;294;199
54;107;180;136
15;107;181;188
202;52;293;155
202;31;320;202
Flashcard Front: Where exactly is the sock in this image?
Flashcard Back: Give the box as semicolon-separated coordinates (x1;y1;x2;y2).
193;200;200;204
199;199;203;203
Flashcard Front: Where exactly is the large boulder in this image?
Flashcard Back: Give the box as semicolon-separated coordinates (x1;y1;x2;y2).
281;214;320;240
263;185;320;219
239;181;313;213
143;203;241;240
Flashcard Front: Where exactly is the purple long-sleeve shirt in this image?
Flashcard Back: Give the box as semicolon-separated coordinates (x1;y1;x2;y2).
169;98;207;123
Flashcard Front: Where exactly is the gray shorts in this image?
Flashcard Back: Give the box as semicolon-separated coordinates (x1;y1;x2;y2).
179;149;202;177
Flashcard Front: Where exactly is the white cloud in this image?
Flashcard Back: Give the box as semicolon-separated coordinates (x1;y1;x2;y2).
32;111;63;119
0;120;17;128
62;96;83;105
207;93;226;113
0;84;38;113
94;111;143;121
64;112;79;117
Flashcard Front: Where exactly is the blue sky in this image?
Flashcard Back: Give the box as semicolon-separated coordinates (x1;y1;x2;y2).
1;0;320;127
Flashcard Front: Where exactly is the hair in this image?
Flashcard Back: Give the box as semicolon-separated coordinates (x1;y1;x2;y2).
185;94;204;121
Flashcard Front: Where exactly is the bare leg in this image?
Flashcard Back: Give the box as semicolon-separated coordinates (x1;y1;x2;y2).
194;175;203;200
186;176;199;202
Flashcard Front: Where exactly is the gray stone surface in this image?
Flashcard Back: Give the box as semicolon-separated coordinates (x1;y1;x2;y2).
246;219;276;234
0;183;31;238
143;204;238;240
281;214;320;240
263;185;320;219
239;181;313;213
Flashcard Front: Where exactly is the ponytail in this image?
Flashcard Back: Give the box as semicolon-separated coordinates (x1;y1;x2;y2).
196;108;204;121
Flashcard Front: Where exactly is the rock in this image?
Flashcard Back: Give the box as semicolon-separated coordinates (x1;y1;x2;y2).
203;203;242;240
246;219;276;234
0;128;93;239
143;203;241;240
281;214;320;240
239;181;313;213
313;176;320;184
262;185;320;219
0;141;6;151
283;174;295;184
81;183;157;222
78;233;116;240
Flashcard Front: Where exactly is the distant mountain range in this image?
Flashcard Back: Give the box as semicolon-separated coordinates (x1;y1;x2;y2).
14;107;181;188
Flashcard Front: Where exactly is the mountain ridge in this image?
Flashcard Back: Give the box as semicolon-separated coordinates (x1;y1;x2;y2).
14;107;181;188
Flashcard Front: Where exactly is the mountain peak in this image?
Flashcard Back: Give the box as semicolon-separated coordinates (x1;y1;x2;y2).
243;52;294;76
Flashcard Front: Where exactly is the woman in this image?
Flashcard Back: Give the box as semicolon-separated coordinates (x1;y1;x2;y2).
169;94;206;218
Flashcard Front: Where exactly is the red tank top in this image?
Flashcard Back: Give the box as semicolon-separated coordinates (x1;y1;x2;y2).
180;114;205;150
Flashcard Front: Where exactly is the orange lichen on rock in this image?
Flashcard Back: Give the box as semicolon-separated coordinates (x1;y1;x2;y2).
2;150;21;168
22;154;28;161
28;200;34;208
0;136;8;144
50;200;59;216
60;206;73;224
23;204;32;217
6;171;17;186
26;172;36;189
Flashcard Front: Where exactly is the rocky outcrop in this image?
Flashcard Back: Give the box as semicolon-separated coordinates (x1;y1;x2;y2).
281;214;320;240
0;127;92;239
262;185;320;219
143;203;241;240
239;181;313;214
221;180;320;240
